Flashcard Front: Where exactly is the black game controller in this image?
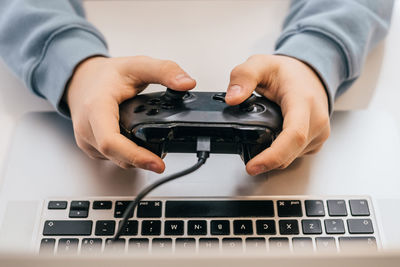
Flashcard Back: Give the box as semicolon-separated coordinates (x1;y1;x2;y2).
119;88;283;163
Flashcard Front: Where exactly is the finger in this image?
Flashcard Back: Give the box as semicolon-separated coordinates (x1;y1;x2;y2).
75;136;107;160
119;56;196;91
225;55;277;106
246;98;310;176
89;99;165;173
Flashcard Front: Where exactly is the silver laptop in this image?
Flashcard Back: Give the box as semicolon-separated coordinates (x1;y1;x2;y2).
0;111;400;260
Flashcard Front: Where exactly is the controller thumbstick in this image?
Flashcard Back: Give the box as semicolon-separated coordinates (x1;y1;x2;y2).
163;88;187;102
239;94;258;112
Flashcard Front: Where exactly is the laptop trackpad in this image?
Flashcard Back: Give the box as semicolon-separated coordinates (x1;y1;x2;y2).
0;201;40;253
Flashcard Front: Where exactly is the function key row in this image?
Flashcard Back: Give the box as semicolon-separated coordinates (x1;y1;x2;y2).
40;236;377;254
48;199;370;218
43;218;374;237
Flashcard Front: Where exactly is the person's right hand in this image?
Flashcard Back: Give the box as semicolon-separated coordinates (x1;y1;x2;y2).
65;56;196;173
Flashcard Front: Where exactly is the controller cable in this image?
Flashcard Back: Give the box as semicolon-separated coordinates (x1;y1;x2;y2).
113;136;211;241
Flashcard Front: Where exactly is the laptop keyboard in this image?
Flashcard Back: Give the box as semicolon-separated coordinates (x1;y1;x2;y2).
38;196;379;254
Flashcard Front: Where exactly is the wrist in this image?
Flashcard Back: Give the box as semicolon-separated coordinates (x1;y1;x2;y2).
63;56;108;109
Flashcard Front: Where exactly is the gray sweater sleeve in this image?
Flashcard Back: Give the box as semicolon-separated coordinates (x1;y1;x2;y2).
0;0;109;116
274;0;394;113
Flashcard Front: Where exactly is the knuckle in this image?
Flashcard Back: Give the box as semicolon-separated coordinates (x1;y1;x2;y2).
316;115;330;128
292;129;308;147
321;127;331;142
98;138;114;156
73;123;87;139
74;136;88;151
230;65;255;80
160;60;179;72
268;154;285;169
308;146;323;155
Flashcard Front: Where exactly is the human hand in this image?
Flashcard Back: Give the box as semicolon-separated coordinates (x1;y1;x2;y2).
65;56;196;173
225;55;330;176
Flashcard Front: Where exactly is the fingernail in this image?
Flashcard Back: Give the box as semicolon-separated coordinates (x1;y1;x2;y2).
226;85;243;100
175;73;193;83
251;165;267;176
146;162;160;172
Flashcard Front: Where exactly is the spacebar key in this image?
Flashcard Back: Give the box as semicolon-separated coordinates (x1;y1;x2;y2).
43;220;92;236
166;200;274;217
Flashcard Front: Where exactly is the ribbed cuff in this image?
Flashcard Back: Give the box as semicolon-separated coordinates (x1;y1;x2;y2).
274;31;348;114
32;27;109;117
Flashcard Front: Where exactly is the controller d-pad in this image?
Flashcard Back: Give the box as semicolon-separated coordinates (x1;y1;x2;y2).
147;98;161;105
134;105;146;113
212;93;226;103
146;108;159;116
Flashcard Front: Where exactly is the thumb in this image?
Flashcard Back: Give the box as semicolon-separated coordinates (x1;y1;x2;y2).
225;55;276;106
225;62;260;105
119;56;196;91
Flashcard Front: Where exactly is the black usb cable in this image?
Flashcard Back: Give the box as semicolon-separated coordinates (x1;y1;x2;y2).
113;136;211;241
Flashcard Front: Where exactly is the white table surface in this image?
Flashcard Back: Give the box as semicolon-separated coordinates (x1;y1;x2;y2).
0;0;400;181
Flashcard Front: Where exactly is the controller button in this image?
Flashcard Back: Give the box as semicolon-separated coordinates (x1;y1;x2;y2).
183;92;193;100
161;102;175;110
134;105;146;113
212;93;226;103
244;103;265;113
146;109;159;116
147;98;161;105
164;88;186;101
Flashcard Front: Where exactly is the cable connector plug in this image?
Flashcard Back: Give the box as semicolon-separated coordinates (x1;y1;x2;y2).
196;136;211;160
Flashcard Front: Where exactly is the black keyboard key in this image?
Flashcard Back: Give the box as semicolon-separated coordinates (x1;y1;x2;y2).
305;200;325;217
115;201;133;218
105;238;125;253
279;220;299;235
211;220;230;235
152;238;172;252
302;219;322;234
277;200;302;217
188;220;207;235
339;237;377;251
269;238;289;251
175;238;196;252
43;220;92;236
93;201;112;210
349;199;370;216
81;238;102;254
347;219;374;234
57;238;79;254
246;238;266;251
199;238;219;251
69;210;88;218
222;238;243;251
137;201;162;218
129;238;149;253
95;220;115;236
256;220;276;235
118;220;138;236
48;201;67;210
325;219;345;234
292;237;313;252
39;238;55;254
327;200;347;216
141;220;161;235
165;200;274;218
164;220;184;235
233;220;253;235
70;201;89;210
315;237;337;252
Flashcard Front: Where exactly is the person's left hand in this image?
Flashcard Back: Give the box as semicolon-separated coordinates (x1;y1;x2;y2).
225;54;331;176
